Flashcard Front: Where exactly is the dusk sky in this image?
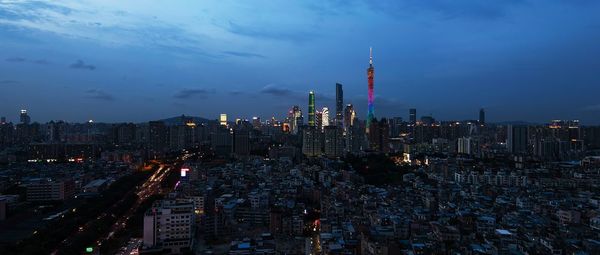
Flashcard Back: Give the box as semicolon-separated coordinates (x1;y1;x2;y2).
1;0;600;124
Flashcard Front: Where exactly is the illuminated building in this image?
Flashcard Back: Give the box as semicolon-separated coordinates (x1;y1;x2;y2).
287;106;303;134
344;104;356;130
1;116;6;124
143;199;195;254
366;47;375;132
220;114;227;126
20;109;30;124
321;107;330;130
308;91;315;127
252;117;261;129
409;108;417;125
25;179;75;202
335;83;343;126
316;110;323;130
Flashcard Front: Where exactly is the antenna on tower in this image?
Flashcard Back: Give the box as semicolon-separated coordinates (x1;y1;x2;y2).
369;47;373;65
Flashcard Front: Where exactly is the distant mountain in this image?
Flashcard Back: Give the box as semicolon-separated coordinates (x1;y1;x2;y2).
156;115;213;125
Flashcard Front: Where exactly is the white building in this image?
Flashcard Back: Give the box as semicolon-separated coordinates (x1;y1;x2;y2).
143;199;195;254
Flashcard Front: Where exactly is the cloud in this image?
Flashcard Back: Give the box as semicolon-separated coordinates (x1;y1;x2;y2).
33;59;49;65
5;57;26;62
173;88;215;99
227;21;316;42
260;84;294;96
222;51;266;59
84;89;115;101
70;60;96;70
0;80;20;85
582;104;600;111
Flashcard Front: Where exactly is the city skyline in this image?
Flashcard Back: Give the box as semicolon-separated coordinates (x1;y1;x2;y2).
1;1;600;124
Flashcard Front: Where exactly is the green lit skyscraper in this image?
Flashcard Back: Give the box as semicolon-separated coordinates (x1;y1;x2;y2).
308;91;316;127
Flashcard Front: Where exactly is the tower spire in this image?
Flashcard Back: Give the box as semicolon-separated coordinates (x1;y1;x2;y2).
369;47;373;66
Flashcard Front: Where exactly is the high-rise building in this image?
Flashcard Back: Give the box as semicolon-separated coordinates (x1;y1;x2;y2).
20;109;30;125
409;108;417;125
0;117;5;124
252;117;261;129
315;110;322;130
323;126;344;158
367;118;389;153
220;114;227;126
366;48;375;131
148;121;168;151
289;106;303;134
479;108;485;125
143;199;195;254
321;107;329;130
308;91;315;127
507;125;528;154
344;104;356;131
335;83;343;127
302;127;322;157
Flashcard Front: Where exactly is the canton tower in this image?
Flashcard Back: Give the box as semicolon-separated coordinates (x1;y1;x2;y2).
366;47;375;132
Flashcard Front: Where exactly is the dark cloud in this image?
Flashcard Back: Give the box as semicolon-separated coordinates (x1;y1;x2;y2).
0;80;20;85
85;89;115;101
222;51;266;59
5;57;26;62
260;84;294;96
173;88;215;99
227;21;316;42
70;60;96;70
33;59;49;65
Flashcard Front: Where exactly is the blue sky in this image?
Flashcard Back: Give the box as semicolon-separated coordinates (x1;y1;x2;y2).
1;0;599;124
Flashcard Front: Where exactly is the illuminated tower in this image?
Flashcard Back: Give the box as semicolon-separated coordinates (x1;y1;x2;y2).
308;91;316;127
322;107;329;130
366;47;375;132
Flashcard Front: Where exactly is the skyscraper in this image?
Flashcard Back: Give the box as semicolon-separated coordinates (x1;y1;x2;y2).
344;104;355;130
220;114;227;126
335;83;343;127
308;91;316;127
366;47;375;131
321;107;329;130
507;125;528;154
479;108;485;125
20;109;30;125
409;108;416;125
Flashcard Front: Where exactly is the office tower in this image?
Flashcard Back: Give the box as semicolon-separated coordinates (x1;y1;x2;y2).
458;137;480;156
390;117;403;137
308;91;316;127
232;128;250;156
335;83;343;126
252;117;261;129
366;47;375;131
321;107;330;129
148;121;168;151
315;110;323;130
220;114;227;126
20;109;30;124
143;199;195;254
409;108;417;125
25;179;75;202
479;108;485;125
367;118;389;153
344;104;356;130
323;126;344;158
289;105;303;134
302;128;322;157
507;125;528;154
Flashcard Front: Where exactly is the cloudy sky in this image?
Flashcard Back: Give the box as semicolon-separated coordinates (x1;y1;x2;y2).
1;0;599;124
